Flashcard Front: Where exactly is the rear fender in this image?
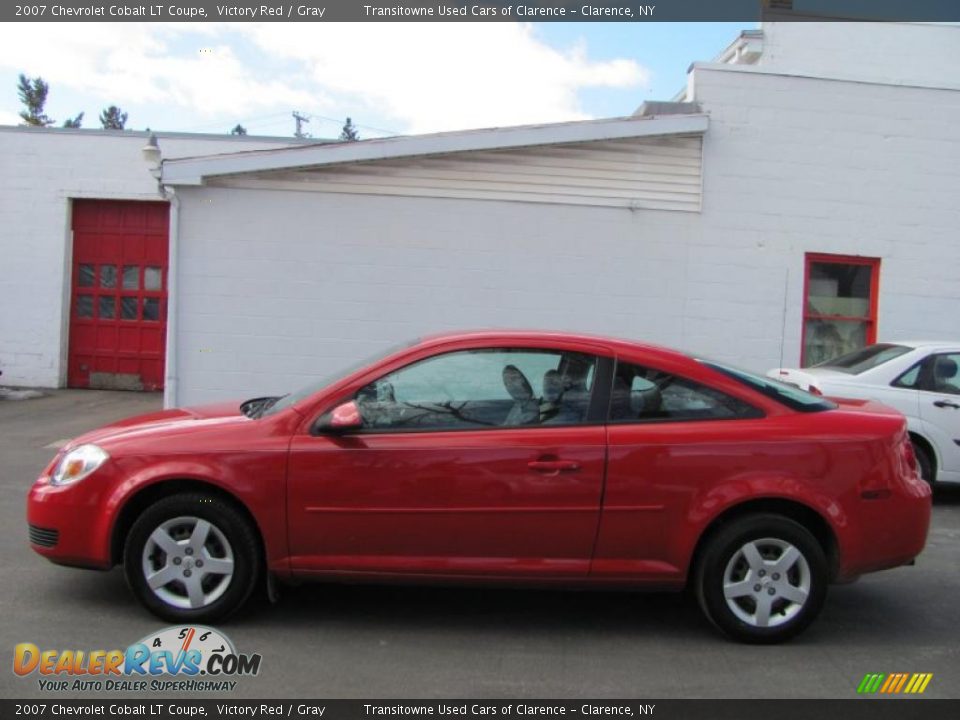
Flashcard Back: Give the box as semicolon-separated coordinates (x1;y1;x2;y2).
674;472;846;576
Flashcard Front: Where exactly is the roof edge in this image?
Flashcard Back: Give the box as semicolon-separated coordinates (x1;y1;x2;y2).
690;61;960;93
0;124;325;144
161;114;709;186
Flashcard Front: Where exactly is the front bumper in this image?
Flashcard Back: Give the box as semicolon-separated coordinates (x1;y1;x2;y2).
27;474;114;569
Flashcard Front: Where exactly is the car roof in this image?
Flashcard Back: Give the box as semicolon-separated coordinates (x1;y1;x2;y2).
415;329;694;360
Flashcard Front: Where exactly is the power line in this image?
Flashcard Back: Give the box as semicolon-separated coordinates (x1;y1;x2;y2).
299;110;400;137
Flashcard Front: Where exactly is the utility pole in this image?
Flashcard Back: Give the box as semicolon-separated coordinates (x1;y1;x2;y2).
292;111;311;139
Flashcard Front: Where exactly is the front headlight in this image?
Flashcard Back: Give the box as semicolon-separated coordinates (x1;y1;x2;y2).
50;444;109;486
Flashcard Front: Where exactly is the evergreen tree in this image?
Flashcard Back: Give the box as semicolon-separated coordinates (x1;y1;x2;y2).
17;74;53;126
340;117;359;142
62;112;84;129
230;124;247;136
99;105;128;130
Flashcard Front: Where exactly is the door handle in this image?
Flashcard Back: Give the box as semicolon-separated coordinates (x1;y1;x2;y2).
934;400;960;409
527;460;580;473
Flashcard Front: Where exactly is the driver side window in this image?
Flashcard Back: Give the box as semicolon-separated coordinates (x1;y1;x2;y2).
355;349;597;431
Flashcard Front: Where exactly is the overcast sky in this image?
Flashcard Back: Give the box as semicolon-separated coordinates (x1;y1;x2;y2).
0;22;748;138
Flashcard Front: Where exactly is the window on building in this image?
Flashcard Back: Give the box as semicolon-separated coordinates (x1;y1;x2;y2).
802;254;880;367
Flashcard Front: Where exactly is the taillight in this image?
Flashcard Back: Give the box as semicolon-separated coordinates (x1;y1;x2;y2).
808;385;823;396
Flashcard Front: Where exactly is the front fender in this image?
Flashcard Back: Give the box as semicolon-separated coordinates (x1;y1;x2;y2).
102;452;289;573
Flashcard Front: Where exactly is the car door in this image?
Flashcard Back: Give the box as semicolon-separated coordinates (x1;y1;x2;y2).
917;352;960;478
286;347;610;578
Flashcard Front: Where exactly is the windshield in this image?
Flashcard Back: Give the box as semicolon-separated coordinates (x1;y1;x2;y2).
813;343;913;374
700;360;837;413
259;338;422;417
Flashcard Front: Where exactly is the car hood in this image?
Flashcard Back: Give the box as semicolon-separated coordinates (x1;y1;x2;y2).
64;400;248;451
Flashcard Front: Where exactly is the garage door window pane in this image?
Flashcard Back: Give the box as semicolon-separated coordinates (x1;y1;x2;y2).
98;296;116;319
143;298;160;321
76;295;93;318
78;264;95;287
144;267;162;290
120;296;138;320
100;265;117;289
122;266;139;290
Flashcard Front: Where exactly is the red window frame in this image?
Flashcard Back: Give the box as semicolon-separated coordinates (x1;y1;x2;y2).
801;253;881;367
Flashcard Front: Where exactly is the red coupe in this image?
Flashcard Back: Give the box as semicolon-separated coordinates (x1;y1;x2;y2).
27;332;931;642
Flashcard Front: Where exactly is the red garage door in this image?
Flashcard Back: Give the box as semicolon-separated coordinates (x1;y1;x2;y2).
68;200;169;391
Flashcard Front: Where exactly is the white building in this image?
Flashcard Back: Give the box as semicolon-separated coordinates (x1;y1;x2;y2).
1;22;958;408
0;129;307;390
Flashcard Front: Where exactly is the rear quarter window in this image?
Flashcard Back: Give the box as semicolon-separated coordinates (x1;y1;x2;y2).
701;361;837;413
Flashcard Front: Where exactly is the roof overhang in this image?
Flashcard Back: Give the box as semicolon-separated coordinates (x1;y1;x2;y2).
160;114;709;186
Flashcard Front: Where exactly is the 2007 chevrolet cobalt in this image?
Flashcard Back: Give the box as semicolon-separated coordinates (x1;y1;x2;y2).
27;332;931;642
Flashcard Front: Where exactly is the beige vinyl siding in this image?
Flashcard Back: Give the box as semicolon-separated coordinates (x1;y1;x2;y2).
211;135;704;212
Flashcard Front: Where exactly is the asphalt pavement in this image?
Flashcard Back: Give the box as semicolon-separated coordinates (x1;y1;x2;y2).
1;389;958;699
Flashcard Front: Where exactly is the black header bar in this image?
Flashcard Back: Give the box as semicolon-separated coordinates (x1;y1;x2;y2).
6;1;960;23
1;700;960;720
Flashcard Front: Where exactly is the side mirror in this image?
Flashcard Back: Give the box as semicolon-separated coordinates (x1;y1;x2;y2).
316;400;363;433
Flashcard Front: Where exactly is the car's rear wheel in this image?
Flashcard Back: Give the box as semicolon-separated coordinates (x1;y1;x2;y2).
695;514;827;643
123;493;260;622
912;441;935;486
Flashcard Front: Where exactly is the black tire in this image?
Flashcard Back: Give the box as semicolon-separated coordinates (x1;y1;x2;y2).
123;492;260;623
912;441;935;487
694;514;828;644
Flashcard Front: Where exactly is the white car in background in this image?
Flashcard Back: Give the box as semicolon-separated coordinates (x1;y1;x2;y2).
769;342;960;486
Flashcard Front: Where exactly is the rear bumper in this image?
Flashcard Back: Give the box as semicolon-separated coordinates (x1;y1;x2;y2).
838;479;932;580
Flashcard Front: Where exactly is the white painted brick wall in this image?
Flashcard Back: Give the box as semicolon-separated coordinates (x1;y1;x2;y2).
173;188;699;404
172;64;960;406
693;65;960;372
0;129;301;388
758;22;960;90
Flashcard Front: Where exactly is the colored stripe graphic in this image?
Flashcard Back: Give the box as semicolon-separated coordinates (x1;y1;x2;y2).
857;673;932;694
857;674;885;694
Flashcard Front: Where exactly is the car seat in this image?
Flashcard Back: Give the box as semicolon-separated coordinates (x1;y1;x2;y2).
502;365;540;425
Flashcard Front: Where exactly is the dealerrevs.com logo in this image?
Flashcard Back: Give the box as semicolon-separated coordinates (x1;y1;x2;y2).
13;626;261;692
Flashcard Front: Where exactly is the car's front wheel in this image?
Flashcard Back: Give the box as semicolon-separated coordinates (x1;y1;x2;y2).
123;493;260;622
694;514;828;643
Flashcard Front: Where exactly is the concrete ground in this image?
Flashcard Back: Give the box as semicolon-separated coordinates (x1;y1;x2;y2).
1;389;958;699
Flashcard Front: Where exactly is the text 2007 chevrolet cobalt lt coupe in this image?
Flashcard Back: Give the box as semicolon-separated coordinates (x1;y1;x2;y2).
28;332;931;642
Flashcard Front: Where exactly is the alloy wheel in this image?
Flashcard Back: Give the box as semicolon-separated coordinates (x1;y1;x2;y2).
721;537;811;628
141;516;235;610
